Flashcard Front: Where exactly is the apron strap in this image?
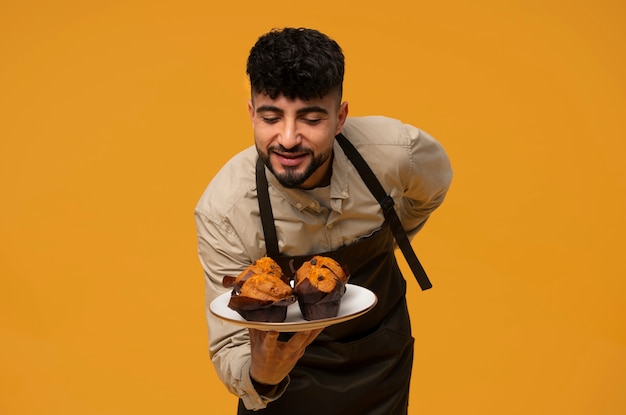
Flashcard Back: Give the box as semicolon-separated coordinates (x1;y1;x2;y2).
256;157;280;257
336;133;433;290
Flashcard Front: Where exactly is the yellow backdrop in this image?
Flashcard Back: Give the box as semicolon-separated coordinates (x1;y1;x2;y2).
1;1;625;414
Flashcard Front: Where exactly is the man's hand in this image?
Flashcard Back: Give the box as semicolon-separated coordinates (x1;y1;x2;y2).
249;328;323;386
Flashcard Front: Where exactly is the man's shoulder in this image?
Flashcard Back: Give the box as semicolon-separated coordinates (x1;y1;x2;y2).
195;146;258;219
342;116;413;146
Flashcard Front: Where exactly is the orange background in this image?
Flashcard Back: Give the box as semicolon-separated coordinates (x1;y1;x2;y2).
1;1;625;414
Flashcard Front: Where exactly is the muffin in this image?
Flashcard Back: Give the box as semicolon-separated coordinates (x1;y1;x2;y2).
222;257;296;322
294;256;349;320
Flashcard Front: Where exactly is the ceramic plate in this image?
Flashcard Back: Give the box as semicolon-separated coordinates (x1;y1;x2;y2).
210;284;377;332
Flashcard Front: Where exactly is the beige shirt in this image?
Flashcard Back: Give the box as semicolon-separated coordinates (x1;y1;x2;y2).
194;116;452;410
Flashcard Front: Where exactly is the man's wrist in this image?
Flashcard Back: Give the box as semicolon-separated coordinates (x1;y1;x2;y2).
250;375;282;397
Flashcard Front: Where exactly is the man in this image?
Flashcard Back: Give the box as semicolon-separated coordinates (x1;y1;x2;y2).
195;27;452;414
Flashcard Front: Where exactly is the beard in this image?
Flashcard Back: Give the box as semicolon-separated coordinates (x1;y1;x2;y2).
257;144;332;188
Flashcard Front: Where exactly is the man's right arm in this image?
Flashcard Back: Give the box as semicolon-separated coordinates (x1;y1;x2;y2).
196;207;295;410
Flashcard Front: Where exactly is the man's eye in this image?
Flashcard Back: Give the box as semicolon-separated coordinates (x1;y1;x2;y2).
262;117;280;124
303;118;322;125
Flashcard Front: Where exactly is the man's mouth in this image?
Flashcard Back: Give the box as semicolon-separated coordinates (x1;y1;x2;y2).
274;152;309;167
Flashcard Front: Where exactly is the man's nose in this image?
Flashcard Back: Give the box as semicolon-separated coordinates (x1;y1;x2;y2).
277;120;300;149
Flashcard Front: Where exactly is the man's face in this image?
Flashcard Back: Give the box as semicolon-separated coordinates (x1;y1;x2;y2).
248;92;348;189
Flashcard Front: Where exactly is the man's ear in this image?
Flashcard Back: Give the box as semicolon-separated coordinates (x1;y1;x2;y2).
247;99;255;123
336;101;349;134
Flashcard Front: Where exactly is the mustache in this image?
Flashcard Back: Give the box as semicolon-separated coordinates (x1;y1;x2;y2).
269;144;312;154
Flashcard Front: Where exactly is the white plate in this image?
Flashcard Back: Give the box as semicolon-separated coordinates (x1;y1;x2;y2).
210;284;377;332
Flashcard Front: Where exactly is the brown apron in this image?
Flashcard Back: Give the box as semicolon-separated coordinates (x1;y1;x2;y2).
237;134;432;415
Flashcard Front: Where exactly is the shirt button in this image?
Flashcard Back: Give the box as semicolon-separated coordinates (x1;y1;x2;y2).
296;202;303;209
327;223;333;229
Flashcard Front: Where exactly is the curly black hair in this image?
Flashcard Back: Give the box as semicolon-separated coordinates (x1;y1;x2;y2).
246;27;345;101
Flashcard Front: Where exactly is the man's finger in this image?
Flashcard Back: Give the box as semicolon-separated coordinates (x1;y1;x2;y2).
287;328;323;349
260;330;279;353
